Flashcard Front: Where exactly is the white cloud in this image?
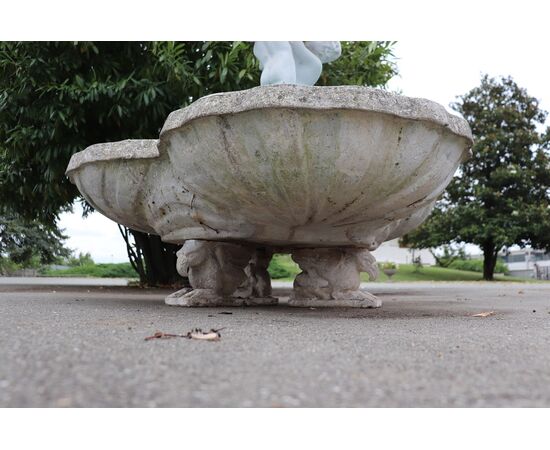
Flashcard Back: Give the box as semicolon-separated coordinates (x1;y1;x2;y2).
388;39;550;124
57;204;128;263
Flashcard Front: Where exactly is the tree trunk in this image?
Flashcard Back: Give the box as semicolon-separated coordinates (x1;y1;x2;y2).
119;226;188;287
482;243;498;281
118;225;146;281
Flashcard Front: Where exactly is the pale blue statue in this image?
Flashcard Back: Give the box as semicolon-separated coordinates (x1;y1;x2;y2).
253;41;341;86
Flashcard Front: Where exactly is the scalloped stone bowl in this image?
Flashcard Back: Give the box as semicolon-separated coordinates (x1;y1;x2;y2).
66;85;472;251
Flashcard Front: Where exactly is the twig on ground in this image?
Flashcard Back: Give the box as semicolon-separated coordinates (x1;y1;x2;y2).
144;331;185;341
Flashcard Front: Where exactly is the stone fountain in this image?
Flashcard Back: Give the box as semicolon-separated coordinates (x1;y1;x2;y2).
66;42;472;308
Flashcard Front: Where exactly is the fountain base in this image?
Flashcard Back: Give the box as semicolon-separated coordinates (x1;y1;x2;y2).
164;240;381;308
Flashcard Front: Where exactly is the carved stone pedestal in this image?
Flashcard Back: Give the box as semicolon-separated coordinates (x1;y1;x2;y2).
289;247;381;308
165;240;381;308
165;289;277;307
164;240;278;307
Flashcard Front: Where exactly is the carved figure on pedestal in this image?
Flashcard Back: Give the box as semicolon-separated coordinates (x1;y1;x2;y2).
235;247;274;299
166;240;276;306
290;248;381;308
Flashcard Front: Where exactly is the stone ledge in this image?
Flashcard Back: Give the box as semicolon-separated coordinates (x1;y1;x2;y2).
161;85;473;144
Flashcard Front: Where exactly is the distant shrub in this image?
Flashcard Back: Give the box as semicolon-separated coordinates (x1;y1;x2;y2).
448;259;509;274
67;252;95;267
432;245;467;268
378;261;397;270
0;258;21;275
95;263;137;278
268;254;300;279
42;262;138;278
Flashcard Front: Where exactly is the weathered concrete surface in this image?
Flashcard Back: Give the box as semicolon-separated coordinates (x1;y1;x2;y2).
1;282;549;407
66;85;472;248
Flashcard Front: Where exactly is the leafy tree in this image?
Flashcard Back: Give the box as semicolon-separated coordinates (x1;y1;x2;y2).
0;213;71;272
429;245;467;268
319;41;397;87
66;251;94;267
0;41;398;285
402;75;550;280
447;258;509;275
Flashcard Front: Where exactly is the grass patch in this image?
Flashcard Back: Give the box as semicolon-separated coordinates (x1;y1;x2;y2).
268;254;301;279
365;264;527;282
267;256;534;282
42;263;137;278
43;258;536;283
447;258;508;274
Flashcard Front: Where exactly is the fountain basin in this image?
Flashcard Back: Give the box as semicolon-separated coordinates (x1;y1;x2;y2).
66;85;472;251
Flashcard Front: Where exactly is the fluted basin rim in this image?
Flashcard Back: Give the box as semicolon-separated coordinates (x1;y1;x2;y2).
161;85;473;143
66;139;159;175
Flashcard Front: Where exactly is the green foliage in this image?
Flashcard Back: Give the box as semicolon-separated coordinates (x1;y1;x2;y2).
266;257;517;282
262;257;523;283
430;245;466;268
267;254;301;279
66;251;94;267
42;258;518;282
0;258;21;275
403;75;550;280
361;264;524;283
0;213;71;268
319;41;397;87
448;258;509;274
0;41;261;222
43;262;137;278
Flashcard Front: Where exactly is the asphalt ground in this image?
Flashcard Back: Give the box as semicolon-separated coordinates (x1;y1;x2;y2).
1;281;549;407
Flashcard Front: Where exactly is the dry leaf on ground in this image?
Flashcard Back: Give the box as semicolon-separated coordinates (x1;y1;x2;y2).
186;328;224;341
144;328;225;342
471;311;495;318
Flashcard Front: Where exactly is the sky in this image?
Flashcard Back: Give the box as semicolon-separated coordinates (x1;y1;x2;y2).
57;39;550;263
